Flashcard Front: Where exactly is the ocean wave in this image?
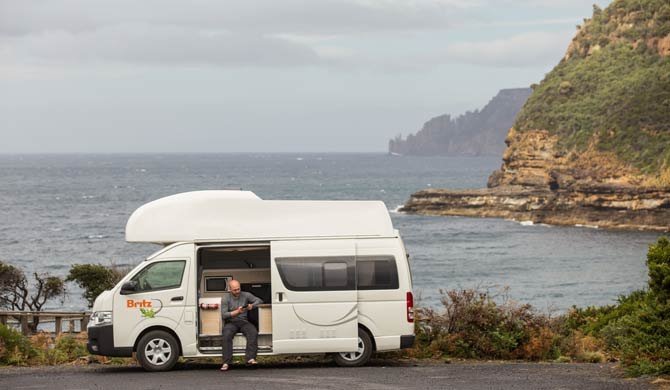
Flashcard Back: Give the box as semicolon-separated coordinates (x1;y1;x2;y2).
85;234;107;239
575;224;599;229
389;205;404;214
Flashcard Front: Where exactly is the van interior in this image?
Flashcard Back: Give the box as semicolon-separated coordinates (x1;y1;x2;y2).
196;245;272;354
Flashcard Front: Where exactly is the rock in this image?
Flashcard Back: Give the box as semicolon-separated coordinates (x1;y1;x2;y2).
401;129;670;232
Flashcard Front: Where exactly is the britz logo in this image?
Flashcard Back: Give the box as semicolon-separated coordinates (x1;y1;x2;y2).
126;299;162;318
127;299;153;308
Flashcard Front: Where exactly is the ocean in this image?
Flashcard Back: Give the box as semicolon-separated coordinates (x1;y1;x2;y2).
0;153;661;311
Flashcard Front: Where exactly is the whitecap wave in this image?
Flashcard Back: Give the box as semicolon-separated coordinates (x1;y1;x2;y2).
575;224;599;229
519;220;534;226
389;205;404;213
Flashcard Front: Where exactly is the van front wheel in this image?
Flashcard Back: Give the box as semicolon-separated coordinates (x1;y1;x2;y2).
334;328;373;367
137;330;179;372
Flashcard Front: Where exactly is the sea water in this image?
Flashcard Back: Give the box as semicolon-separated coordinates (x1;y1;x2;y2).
0;154;660;311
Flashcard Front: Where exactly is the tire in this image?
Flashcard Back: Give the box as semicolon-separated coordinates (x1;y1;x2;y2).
136;330;180;372
333;328;373;367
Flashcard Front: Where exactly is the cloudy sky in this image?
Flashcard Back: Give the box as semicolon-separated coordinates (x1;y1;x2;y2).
0;0;610;153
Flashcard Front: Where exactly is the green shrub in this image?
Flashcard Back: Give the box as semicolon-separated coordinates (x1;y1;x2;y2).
55;334;88;361
66;264;126;307
647;236;670;300
567;237;670;376
0;324;35;365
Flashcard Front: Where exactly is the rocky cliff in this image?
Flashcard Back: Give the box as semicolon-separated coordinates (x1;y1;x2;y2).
388;88;531;156
402;0;670;231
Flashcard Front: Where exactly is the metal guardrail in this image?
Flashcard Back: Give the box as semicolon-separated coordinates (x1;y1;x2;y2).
0;311;90;335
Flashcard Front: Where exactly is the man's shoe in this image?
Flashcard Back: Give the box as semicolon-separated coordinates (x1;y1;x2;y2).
220;363;229;371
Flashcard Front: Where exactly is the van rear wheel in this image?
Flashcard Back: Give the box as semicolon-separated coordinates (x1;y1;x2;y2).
334;328;373;367
137;330;179;372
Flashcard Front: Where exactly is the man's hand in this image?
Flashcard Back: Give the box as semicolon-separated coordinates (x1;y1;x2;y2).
232;306;245;317
246;304;253;311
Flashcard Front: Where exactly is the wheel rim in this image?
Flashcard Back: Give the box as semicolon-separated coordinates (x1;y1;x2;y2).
144;338;172;366
338;336;365;362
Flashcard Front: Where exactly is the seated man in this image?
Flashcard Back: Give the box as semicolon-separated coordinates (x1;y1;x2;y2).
220;279;263;371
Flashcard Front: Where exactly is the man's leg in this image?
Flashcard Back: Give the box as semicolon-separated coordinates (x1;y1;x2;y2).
239;321;258;362
222;322;240;365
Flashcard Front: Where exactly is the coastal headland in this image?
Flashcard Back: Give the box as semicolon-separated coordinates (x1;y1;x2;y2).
402;0;670;231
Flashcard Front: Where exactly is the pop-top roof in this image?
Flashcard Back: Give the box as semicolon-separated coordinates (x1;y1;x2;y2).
125;190;395;244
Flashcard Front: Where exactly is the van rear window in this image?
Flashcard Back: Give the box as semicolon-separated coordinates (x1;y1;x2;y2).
275;257;355;291
357;256;399;290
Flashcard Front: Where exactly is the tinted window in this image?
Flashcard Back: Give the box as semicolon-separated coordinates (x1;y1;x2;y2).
357;256;399;290
132;261;186;292
276;257;355;291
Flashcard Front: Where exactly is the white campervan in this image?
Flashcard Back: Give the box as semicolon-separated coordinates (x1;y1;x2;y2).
87;191;415;371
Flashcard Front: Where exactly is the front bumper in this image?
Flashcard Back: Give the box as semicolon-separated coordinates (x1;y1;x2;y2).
87;324;133;357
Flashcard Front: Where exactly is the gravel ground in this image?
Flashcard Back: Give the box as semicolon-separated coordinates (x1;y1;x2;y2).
0;359;663;390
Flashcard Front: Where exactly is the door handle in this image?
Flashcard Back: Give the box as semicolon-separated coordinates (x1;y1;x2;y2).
277;292;283;302
171;296;184;302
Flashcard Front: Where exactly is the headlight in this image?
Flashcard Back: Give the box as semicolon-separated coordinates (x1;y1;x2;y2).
90;311;113;326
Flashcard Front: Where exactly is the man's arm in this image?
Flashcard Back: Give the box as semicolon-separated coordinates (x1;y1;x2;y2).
221;295;233;320
244;292;263;308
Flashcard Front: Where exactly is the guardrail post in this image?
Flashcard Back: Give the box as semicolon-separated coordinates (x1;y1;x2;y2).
55;316;62;335
81;315;89;332
20;315;30;335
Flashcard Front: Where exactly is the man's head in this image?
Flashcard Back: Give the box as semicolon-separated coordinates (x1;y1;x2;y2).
228;279;241;298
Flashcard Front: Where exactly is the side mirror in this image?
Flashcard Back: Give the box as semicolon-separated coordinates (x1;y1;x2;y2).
120;281;138;295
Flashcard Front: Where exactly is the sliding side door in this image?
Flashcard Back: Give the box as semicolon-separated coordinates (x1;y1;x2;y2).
270;239;358;354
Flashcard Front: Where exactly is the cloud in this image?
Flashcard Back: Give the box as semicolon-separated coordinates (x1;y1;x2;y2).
2;25;320;67
0;0;481;68
0;0;473;37
441;30;574;67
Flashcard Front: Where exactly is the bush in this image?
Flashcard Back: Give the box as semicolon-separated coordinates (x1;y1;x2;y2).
66;264;127;308
568;236;670;376
647;236;670;300
412;288;563;361
0;324;35;365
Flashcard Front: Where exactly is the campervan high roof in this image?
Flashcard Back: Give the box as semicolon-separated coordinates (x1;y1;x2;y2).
125;190;396;244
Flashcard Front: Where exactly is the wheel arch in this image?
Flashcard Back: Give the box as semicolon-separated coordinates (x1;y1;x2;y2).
358;323;376;352
134;326;183;356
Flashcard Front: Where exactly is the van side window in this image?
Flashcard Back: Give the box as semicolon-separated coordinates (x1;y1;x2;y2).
357;256;399;290
131;260;186;292
275;257;355;291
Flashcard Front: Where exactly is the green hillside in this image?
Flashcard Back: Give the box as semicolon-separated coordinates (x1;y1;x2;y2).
514;0;670;176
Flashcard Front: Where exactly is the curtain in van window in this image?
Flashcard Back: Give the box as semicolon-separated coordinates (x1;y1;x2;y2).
275;257;355;291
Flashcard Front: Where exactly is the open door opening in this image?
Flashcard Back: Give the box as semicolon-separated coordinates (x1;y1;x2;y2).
196;245;273;354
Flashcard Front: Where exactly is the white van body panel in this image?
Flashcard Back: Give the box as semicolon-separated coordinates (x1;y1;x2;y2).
126;191;393;244
270;239;358;353
112;243;196;352
356;237;414;351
